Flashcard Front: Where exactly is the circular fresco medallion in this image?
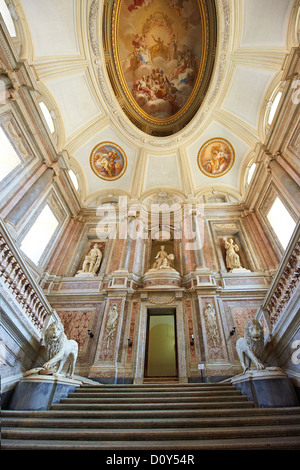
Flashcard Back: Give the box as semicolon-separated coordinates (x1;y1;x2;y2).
197;138;235;178
90;142;127;181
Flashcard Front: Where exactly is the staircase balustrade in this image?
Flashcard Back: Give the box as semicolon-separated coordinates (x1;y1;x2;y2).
256;220;300;335
0;218;54;332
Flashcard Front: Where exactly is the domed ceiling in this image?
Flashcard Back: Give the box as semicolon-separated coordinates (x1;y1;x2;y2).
104;0;217;136
17;0;297;208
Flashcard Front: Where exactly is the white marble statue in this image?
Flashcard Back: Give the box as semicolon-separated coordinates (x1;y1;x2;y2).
152;245;175;270
236;319;265;374
224;238;242;271
41;321;78;378
77;243;102;276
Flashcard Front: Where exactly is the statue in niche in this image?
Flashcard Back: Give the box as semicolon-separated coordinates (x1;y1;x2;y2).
224;238;242;272
151;245;175;270
76;243;102;277
104;304;119;348
204;302;220;347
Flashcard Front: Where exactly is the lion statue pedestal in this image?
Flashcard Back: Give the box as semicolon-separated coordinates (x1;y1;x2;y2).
8;372;83;410
8;321;83;411
231;366;299;408
231;319;299;408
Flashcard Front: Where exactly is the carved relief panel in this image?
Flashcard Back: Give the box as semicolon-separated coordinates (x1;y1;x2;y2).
98;298;124;362
198;297;227;362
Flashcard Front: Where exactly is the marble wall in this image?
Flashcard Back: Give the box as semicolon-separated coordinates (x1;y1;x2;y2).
0;23;299;390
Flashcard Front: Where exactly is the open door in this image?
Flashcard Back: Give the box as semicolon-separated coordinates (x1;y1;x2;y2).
145;308;178;378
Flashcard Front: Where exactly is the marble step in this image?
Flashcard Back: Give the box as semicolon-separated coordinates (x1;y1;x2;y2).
3;436;300;450
71;389;241;397
3;424;300;442
75;385;237;394
80;382;233;389
61;394;247;404
51;400;253;411
8;405;282;420
3;414;300;430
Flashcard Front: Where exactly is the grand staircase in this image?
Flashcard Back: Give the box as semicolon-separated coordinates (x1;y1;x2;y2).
2;381;300;450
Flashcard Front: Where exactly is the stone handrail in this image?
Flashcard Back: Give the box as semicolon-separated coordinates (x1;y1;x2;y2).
0;217;55;331
256;220;300;334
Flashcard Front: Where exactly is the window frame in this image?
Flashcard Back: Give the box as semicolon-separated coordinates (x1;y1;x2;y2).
259;185;297;256
20;203;60;265
18;192;68;269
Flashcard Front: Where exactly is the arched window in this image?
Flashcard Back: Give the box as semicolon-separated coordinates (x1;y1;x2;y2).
247;162;256;185
0;0;16;37
39;101;55;134
0;126;21;181
68;169;79;191
267;91;282;126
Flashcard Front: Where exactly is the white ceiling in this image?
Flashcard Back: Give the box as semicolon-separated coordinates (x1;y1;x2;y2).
18;0;297;207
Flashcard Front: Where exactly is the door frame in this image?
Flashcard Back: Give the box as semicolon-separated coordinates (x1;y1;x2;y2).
134;296;188;384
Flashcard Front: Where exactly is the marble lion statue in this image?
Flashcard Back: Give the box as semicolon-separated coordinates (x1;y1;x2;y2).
42;321;78;378
236;319;265;373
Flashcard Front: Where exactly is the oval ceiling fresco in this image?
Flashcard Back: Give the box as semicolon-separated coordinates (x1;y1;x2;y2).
104;0;217;136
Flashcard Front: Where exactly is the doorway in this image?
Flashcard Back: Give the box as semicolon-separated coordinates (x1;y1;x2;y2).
145;308;178;378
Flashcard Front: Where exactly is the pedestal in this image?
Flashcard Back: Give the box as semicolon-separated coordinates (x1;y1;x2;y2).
143;269;181;289
231;367;299;408
75;271;97;278
8;373;83;410
229;268;251;274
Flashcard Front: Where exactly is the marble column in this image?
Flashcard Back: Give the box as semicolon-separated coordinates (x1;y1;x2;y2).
192;211;207;270
119;215;136;271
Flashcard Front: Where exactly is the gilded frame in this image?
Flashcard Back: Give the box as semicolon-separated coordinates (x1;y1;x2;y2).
90;142;127;181
197;138;235;178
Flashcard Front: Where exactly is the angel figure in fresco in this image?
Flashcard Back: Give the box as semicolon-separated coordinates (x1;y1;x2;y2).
204;145;229;174
128;0;152;12
94;149;123;178
150;35;168;60
224;238;242;272
107;151;120;178
168;0;186;16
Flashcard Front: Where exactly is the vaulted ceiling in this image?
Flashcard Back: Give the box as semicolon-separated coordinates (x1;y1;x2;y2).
17;0;298;208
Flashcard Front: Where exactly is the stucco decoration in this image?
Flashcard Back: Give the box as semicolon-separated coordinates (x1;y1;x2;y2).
204;302;220;347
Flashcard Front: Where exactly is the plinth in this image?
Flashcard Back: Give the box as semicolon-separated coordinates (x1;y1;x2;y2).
231;367;299;407
8;371;83;410
143;268;181;289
